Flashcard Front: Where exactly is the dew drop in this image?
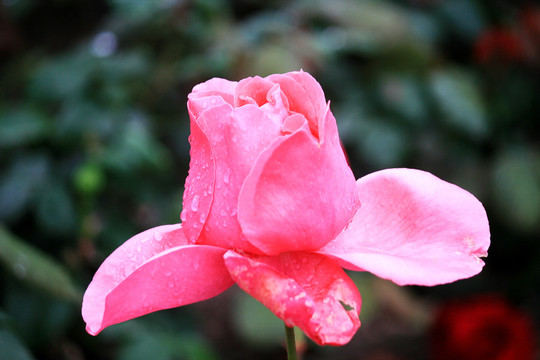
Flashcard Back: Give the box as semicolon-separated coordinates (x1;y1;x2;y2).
199;212;206;223
230;207;237;217
164;270;172;277
223;168;231;184
238;120;247;132
168;281;175;288
191;195;200;212
154;231;163;242
180;209;187;222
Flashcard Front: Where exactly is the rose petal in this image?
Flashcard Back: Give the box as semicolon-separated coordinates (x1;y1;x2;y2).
234;76;275;107
320;169;491;286
238;108;359;255
82;224;233;335
190;77;237;107
266;70;326;137
181;110;216;244
188;100;282;253
223;251;361;345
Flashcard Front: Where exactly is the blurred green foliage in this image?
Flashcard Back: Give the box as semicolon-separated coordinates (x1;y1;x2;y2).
1;0;539;359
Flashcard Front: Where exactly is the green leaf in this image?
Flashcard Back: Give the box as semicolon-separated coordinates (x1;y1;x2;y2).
377;74;427;126
356;117;409;168
118;332;218;360
29;50;94;101
438;0;485;40
102;117;171;173
35;181;76;235
0;107;50;147
0;225;81;302
0;155;49;221
492;148;540;233
109;0;173;23
429;69;488;139
233;289;284;346
0;328;36;360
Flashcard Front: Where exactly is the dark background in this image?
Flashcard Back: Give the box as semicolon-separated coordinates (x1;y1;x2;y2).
1;0;539;359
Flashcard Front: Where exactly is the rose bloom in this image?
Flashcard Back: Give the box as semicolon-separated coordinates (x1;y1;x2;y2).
82;71;490;345
431;295;537;360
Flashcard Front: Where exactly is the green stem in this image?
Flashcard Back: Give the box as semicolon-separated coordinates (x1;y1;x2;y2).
284;324;297;360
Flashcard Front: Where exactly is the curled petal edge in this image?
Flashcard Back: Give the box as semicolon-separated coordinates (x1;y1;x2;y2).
82;224;233;335
320;168;490;286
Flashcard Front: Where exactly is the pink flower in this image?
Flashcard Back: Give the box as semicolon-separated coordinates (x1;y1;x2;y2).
82;71;490;345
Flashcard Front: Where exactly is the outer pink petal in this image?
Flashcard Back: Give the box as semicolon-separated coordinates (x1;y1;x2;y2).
186;100;281;253
238;108;359;255
82;224;233;335
181;110;216;244
223;251;361;345
320;169;491;286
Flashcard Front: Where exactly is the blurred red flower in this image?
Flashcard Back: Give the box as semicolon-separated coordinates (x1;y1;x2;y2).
431;295;537;360
474;28;528;64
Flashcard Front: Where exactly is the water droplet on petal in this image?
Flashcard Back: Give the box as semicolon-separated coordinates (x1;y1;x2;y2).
154;231;163;242
168;281;175;288
199;212;206;223
191;195;200;212
164;270;172;277
180;209;187;222
238;120;247;132
223;168;231;184
230;207;237;217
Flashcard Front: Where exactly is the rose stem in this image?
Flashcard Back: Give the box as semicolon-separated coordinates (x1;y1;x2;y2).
284;323;297;360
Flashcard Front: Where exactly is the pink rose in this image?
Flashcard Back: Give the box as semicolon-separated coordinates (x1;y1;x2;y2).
82;71;490;345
